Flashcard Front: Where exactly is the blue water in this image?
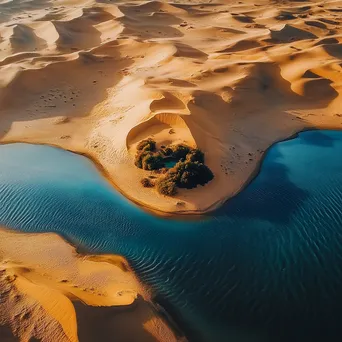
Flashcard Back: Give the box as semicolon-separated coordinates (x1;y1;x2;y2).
164;158;178;168
1;130;342;342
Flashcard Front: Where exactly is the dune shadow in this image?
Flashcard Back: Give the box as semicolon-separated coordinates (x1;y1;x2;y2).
75;295;179;342
323;43;342;59
117;3;184;40
264;24;317;44
232;14;255;24
10;24;47;53
0;324;17;341
0;44;134;140
0;0;54;24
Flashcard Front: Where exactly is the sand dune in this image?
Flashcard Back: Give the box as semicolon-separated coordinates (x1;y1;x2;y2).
0;0;341;340
0;228;184;342
0;0;341;215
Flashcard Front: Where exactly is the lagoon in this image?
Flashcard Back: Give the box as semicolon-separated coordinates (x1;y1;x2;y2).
1;130;342;341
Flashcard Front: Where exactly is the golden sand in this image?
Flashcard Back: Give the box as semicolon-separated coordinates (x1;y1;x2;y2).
0;228;184;342
0;0;342;339
1;0;342;213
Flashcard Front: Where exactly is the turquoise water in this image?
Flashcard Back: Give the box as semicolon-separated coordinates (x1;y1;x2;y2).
1;130;342;341
164;158;178;168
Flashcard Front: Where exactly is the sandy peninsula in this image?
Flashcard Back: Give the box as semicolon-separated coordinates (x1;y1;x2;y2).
0;0;342;213
0;227;185;342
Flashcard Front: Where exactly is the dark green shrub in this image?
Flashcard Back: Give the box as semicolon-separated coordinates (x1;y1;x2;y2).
141;152;164;170
137;138;156;152
154;167;168;174
134;140;213;194
160;147;173;157
173;161;214;189
134;150;149;168
170;144;191;159
141;178;154;188
156;176;177;196
186;148;204;163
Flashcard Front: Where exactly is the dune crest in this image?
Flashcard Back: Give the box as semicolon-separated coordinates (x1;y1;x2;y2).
0;228;184;342
0;0;341;213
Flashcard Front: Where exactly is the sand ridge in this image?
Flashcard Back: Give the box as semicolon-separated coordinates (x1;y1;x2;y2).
0;0;342;213
0;228;184;342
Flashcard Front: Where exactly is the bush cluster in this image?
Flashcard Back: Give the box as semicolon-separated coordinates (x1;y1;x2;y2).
135;138;164;170
161;144;194;160
186;149;204;163
135;137;214;196
140;177;154;188
137;138;156;152
141;152;164;170
175;161;213;189
155;175;178;196
156;160;213;195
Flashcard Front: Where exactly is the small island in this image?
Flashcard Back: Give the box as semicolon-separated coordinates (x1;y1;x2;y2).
134;138;214;196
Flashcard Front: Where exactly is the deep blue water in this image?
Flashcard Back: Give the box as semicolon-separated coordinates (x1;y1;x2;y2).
1;130;342;342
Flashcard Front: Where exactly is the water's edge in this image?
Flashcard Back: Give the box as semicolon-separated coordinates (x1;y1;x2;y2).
1;129;342;342
3;126;341;217
0;225;188;342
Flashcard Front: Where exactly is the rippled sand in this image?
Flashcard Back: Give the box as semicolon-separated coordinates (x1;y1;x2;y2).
0;0;341;213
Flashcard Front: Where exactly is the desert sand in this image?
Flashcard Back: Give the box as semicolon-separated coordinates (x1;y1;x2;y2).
0;0;342;340
0;227;185;342
0;0;342;213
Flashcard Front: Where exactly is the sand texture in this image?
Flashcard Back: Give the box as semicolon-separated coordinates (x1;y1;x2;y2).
0;0;342;213
0;228;184;342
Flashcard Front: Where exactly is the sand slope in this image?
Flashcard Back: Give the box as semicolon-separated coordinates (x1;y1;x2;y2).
0;228;184;342
0;0;342;213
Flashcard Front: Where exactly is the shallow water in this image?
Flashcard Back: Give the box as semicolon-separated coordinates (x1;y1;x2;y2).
164;158;178;168
1;130;342;342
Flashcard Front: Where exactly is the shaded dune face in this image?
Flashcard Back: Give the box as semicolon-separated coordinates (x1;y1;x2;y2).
0;0;342;213
127;113;196;150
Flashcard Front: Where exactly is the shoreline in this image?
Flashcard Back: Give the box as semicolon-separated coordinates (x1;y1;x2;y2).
0;226;188;342
0;0;341;217
2;125;342;217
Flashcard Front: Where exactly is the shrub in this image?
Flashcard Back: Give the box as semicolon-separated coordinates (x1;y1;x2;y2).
160;147;173;157
141;152;164;170
153;167;168;175
134;139;214;195
173;161;214;189
137;138;156;152
170;144;191;159
141;178;154;188
156;176;177;196
134;150;149;169
135;150;164;170
186;148;204;163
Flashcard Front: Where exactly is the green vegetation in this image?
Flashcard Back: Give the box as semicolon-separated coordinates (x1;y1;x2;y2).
134;150;148;169
170;144;191;159
140;177;154;188
135;149;164;171
137;138;156;152
155;174;178;196
161;144;191;160
172;161;214;189
141;152;164;171
185;148;204;163
135;137;214;196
